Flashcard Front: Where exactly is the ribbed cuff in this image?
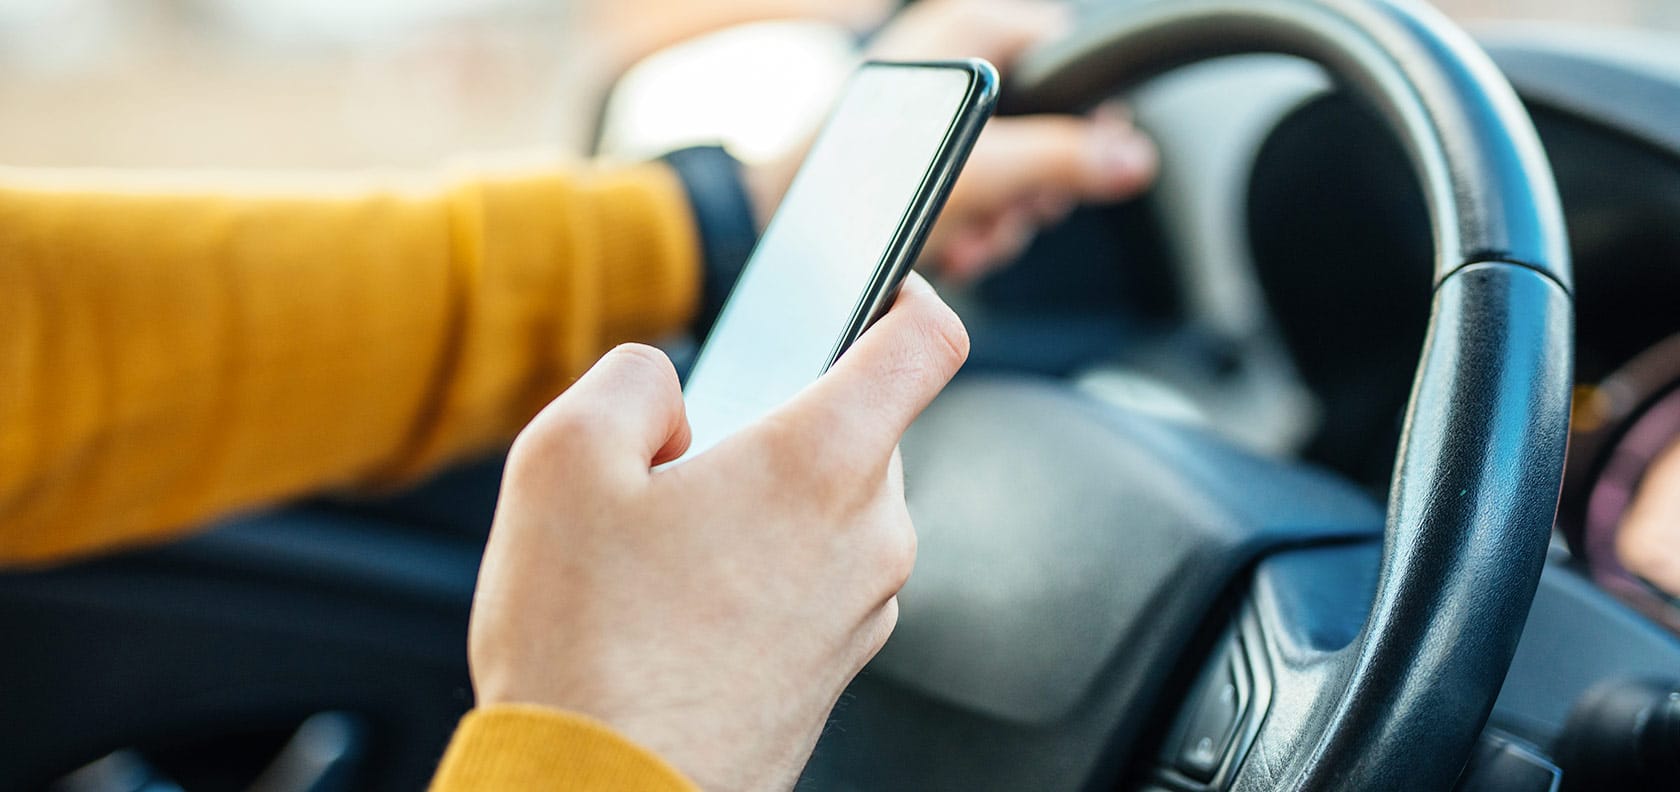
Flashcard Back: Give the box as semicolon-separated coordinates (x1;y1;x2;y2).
430;705;700;791
582;163;705;356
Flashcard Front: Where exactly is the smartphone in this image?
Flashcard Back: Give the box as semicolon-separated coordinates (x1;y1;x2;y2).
676;59;998;462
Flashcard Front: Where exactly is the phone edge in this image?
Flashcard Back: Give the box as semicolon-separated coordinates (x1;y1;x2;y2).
821;58;1001;371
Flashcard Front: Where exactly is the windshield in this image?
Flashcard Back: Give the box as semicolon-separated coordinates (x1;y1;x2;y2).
1;0;1675;169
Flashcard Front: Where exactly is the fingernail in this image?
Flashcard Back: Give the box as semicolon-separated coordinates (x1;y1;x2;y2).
1092;100;1134;127
1090;123;1155;179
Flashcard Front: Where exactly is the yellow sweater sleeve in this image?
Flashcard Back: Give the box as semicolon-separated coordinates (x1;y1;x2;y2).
0;161;707;791
0;160;699;564
433;706;700;791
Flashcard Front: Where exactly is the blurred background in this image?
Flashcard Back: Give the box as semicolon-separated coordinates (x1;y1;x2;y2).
1;0;1677;170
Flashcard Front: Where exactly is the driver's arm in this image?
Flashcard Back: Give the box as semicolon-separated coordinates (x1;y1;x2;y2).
0;159;724;790
0;3;1156;786
0;151;957;792
0;159;704;563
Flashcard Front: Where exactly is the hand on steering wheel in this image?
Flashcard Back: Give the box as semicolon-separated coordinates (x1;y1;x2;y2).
745;0;1158;283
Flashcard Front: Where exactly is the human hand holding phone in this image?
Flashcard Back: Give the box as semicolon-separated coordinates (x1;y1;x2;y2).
468;58;983;790
468;274;968;791
681;59;996;461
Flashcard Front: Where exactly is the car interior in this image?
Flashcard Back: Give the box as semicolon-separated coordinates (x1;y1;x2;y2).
3;1;1679;791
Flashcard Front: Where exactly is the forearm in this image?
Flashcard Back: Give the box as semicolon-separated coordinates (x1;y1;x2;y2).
0;160;699;564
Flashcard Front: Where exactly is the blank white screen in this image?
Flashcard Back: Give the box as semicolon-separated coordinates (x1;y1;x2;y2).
679;64;972;460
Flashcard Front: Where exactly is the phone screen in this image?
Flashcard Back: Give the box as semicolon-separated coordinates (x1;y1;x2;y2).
678;63;986;460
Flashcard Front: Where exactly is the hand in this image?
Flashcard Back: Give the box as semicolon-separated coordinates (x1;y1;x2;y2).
468;274;968;790
927;104;1156;281
1618;438;1680;597
745;0;1158;282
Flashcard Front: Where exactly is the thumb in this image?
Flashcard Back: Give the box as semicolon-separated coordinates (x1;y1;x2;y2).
521;344;691;471
961;109;1157;212
780;274;968;468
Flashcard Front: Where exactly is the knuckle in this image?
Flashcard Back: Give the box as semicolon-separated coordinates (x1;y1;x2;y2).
512;347;672;467
509;401;611;475
507;417;559;468
851;488;918;594
876;505;918;593
863;598;902;657
898;520;919;581
603;344;684;406
504;428;557;486
606;343;677;382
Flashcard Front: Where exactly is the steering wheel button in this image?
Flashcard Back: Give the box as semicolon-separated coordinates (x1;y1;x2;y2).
1176;660;1244;781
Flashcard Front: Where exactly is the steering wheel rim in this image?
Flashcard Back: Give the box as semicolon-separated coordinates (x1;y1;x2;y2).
1008;1;1573;789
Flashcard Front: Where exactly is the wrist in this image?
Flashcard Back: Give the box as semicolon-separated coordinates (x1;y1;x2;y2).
661;145;760;338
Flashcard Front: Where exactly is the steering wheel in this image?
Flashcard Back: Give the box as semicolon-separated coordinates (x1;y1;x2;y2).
803;1;1573;790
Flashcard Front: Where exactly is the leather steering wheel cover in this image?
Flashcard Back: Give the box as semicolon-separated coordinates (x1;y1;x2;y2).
1008;2;1575;790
